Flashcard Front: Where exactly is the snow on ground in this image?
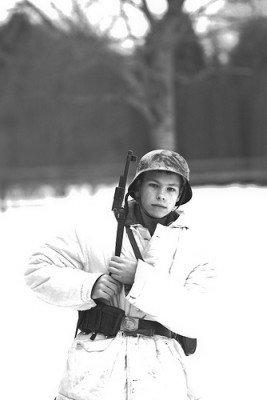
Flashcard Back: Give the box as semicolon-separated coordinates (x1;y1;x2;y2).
1;184;267;400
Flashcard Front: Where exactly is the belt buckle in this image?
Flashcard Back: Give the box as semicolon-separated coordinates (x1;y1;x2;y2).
121;316;139;333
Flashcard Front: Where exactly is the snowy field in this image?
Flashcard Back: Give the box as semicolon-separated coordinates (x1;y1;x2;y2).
1;184;267;400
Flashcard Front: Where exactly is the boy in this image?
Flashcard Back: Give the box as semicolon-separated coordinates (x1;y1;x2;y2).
25;149;214;400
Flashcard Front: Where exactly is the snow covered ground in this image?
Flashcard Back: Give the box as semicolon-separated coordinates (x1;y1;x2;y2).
1;184;267;400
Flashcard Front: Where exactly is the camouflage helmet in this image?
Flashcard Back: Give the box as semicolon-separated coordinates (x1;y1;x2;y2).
128;149;192;206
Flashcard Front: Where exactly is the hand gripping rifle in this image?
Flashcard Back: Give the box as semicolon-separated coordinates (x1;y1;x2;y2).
112;150;137;256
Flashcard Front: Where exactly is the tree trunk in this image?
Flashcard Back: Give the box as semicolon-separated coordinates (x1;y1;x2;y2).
138;0;187;150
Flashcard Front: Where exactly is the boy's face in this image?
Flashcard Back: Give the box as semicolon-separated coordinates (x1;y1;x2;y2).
138;171;182;219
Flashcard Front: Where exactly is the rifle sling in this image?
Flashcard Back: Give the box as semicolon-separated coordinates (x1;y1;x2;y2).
126;226;144;261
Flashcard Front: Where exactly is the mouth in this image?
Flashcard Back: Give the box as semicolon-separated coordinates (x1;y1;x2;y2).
152;204;167;209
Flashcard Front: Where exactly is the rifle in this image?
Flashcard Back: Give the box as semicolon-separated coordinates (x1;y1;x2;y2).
112;150;137;256
75;151;137;338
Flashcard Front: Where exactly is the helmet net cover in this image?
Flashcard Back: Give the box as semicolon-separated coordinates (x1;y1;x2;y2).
127;149;192;206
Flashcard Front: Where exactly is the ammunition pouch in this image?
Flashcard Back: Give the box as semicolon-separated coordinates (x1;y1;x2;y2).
76;304;125;338
174;334;197;356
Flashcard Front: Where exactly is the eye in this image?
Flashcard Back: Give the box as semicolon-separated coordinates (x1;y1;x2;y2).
167;187;177;192
148;182;158;188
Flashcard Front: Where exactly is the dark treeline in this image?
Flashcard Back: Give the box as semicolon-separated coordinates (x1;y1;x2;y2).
0;11;266;189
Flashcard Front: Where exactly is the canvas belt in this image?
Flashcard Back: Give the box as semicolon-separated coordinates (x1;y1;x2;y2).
120;316;173;338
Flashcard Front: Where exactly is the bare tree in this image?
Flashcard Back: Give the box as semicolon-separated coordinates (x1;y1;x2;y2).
121;0;201;150
79;0;207;150
23;0;204;150
111;0;266;149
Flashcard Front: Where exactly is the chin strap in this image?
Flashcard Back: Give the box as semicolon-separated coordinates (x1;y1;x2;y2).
175;182;187;208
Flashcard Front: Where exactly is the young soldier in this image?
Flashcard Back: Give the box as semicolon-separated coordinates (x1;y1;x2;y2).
25;149;214;400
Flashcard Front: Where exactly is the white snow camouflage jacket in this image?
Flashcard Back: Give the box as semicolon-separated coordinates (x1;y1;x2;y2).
25;201;214;400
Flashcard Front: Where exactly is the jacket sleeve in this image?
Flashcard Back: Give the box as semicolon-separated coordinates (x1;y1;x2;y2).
24;223;103;310
126;229;215;338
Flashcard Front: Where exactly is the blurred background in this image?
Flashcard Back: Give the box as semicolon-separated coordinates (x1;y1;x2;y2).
0;0;267;399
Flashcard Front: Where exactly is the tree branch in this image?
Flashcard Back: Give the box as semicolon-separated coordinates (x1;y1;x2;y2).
139;0;156;27
15;0;58;31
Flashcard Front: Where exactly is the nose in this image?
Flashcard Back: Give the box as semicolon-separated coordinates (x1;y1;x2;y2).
157;189;166;200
